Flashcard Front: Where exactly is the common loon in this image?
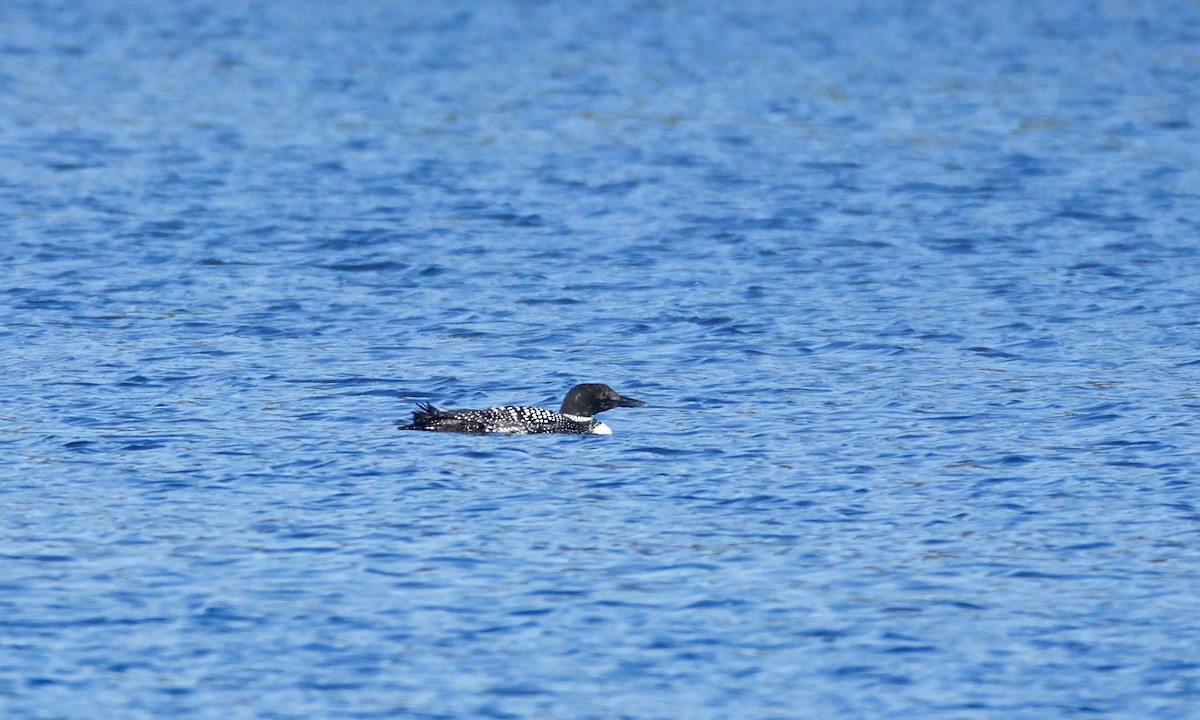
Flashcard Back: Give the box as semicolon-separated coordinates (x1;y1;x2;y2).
398;383;646;435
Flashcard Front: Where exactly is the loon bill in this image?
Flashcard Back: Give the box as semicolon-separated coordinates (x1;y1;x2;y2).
398;383;646;435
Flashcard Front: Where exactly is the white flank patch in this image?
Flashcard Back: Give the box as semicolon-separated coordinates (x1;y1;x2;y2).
590;422;612;435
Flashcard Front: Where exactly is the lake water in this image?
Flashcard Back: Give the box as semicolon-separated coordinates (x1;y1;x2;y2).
3;1;1199;718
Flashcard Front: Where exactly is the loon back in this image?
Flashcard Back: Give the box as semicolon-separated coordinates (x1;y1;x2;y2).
400;403;603;434
398;383;645;435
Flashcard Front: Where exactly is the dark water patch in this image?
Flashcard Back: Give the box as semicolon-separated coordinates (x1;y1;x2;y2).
1007;570;1092;580
1059;542;1115;552
965;346;1020;359
930;599;987;611
319;260;410;272
0;615;172;629
121;440;167;451
518;297;582;306
0;553;75;563
923;237;977;254
626;445;717;457
827;664;912;685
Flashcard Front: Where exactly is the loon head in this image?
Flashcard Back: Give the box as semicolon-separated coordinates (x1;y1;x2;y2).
560;383;647;418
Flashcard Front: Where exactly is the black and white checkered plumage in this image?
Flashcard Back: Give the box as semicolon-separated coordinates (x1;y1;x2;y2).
398;383;646;435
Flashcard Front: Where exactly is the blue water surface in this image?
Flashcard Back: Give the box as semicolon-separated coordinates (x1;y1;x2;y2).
3;1;1200;718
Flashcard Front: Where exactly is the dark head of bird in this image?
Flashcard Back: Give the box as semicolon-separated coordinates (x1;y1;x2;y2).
559;383;647;418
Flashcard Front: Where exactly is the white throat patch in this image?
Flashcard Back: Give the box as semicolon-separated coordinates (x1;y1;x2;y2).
564;414;611;435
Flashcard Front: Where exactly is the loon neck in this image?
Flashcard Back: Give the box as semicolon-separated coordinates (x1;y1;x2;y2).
563;413;610;435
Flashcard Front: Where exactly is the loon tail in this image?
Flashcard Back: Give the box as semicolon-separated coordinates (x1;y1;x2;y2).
398;402;487;433
398;402;442;430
